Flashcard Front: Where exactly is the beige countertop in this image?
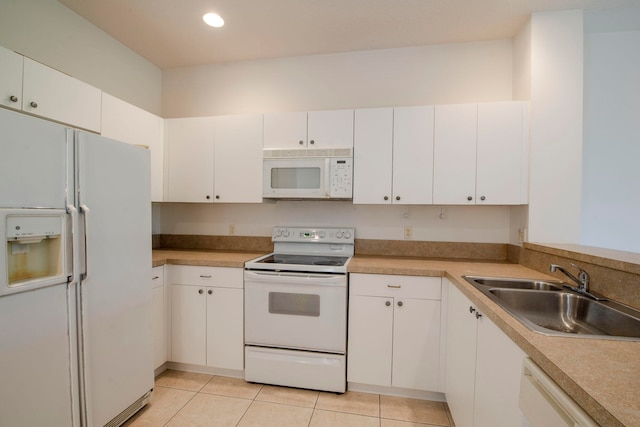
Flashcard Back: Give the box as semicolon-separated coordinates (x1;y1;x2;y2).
154;249;640;427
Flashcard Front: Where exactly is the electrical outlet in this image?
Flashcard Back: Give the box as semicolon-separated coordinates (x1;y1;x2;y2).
229;224;235;235
404;226;413;239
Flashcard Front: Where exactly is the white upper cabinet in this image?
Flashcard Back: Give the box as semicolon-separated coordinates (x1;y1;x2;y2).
165;117;215;203
307;109;354;148
0;46;23;110
353;106;434;204
213;114;264;203
263;111;307;149
433;102;528;205
0;48;102;132
476;102;528;205
353;108;394;204
433;103;478;205
22;58;102;133
101;93;165;202
392;106;435;204
264;109;354;149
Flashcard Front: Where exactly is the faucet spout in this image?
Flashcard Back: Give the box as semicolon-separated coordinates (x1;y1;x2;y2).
550;263;590;293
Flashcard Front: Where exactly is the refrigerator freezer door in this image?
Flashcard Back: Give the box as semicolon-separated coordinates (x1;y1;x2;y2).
0;108;71;209
76;132;153;426
0;284;75;426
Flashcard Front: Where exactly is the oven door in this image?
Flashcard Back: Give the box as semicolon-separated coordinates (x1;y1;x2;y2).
244;270;347;353
262;157;329;199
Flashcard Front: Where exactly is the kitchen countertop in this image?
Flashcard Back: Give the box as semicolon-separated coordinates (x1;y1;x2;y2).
154;249;639;427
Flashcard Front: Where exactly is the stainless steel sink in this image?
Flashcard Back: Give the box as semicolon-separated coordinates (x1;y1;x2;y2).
463;276;640;341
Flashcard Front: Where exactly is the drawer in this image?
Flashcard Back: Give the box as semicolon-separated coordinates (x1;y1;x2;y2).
151;266;164;289
349;273;441;300
169;265;243;288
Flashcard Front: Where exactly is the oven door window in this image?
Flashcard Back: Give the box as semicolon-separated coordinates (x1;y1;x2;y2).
269;292;320;317
270;167;321;189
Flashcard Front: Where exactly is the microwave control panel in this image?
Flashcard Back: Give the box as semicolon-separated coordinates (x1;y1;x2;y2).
329;158;353;198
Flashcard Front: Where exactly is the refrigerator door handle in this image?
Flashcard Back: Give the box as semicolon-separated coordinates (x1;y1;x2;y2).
66;204;80;286
80;204;90;281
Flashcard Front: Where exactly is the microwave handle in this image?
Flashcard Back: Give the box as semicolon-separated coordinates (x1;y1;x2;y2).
324;158;332;198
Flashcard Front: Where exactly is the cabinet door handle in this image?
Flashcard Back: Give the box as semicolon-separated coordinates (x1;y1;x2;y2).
215;195;220;199
395;196;400;201
208;289;213;295
385;301;391;307
469;306;476;314
397;301;403;307
475;311;482;319
9;95;18;103
309;140;315;145
200;275;212;278
467;196;473;201
387;284;401;288
152;276;160;280
206;195;211;200
198;289;204;294
299;140;304;145
384;196;389;201
480;196;486;201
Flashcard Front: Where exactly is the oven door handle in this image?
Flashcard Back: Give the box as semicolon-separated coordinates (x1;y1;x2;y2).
244;270;346;285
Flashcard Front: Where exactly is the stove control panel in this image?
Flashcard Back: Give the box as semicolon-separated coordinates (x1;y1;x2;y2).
272;227;355;244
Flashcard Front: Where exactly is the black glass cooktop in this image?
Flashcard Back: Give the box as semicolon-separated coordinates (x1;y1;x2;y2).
257;254;349;267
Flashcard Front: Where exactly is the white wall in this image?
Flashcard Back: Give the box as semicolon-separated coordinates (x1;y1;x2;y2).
0;0;161;114
162;40;513;118
527;10;584;244
582;30;640;252
160;202;512;243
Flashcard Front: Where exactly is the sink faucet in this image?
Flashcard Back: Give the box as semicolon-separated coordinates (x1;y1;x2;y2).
550;263;600;298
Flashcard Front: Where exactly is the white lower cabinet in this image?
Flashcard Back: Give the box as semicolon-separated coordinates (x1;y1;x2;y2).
169;265;244;370
445;279;525;427
151;266;167;370
348;273;442;392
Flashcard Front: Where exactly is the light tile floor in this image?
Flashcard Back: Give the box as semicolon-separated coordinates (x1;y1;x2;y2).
124;370;455;427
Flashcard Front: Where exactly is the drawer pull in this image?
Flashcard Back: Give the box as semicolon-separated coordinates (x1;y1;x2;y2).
152;276;160;280
387;284;401;288
200;275;212;279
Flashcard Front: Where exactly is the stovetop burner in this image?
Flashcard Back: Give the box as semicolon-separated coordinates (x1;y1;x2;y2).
258;254;349;267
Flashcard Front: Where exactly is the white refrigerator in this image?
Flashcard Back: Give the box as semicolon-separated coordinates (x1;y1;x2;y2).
0;107;154;426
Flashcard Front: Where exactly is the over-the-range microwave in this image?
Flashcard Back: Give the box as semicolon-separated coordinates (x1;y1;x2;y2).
263;148;353;200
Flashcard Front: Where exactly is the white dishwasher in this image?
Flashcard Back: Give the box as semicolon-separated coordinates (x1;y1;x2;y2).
519;358;598;427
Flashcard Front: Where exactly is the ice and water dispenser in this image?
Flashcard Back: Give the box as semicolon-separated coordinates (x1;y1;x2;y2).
1;209;69;296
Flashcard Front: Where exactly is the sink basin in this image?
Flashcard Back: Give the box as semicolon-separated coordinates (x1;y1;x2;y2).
463;276;640;341
489;289;640;339
464;276;563;291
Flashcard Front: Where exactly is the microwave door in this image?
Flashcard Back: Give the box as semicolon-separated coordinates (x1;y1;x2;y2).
263;158;325;199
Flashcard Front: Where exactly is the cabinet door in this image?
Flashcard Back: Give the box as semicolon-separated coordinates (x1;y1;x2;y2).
213;114;263;203
206;287;244;370
473;313;525;427
101;93;165;202
165;117;215;203
171;284;207;365
476;102;525;205
263;111;307;149
0;46;23;110
347;295;393;386
392;298;441;391
353;108;393;204
433;104;477;204
307;109;354;148
445;282;478;427
393;106;435;204
22;58;102;133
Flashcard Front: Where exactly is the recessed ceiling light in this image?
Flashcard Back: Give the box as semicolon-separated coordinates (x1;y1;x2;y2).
203;12;224;28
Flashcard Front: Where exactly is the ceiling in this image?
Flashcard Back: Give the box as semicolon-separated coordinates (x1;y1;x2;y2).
58;0;637;69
